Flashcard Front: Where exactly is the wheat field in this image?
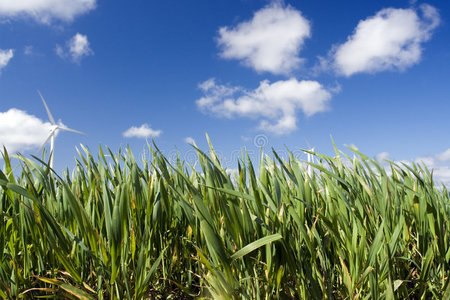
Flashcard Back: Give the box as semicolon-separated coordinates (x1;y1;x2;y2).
1;137;449;299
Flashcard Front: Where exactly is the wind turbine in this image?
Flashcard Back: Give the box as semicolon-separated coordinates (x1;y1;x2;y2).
38;90;86;168
306;147;315;177
304;139;315;178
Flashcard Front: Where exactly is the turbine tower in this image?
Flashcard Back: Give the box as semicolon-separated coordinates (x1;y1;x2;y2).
38;90;86;168
304;139;315;178
306;147;315;178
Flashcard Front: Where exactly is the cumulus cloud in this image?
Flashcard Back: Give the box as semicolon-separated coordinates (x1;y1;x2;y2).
69;33;93;61
330;4;440;76
196;78;332;135
0;49;13;73
0;0;96;24
0;108;53;153
217;3;311;75
57;33;93;63
123;124;161;139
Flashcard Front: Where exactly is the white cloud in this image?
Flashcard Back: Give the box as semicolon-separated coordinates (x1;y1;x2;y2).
436;149;450;162
0;49;13;73
56;45;64;58
56;33;93;63
24;46;33;55
217;3;310;75
196;78;332;135
123;124;162;139
433;167;450;187
0;0;96;24
375;152;391;162
413;156;450;187
69;33;93;61
415;156;436;168
331;4;440;76
0;108;53;153
184;137;196;145
376;150;450;187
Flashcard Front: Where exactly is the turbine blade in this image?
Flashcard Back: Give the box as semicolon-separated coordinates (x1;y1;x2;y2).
37;90;56;125
58;126;87;135
37;132;54;154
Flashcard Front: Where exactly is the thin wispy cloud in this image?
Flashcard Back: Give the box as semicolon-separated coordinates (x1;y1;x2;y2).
328;4;440;76
0;49;13;73
436;149;450;162
123;124;162;139
0;108;53;153
57;33;93;63
217;2;311;75
24;46;33;55
184;137;196;145
375;152;391;161
0;0;96;24
196;78;332;135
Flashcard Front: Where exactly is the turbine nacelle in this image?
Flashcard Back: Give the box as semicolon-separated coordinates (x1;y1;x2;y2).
37;90;86;168
49;124;58;134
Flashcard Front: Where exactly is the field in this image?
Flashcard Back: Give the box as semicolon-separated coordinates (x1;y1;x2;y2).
1;137;449;299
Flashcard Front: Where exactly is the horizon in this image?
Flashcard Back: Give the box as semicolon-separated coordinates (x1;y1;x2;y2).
1;0;450;185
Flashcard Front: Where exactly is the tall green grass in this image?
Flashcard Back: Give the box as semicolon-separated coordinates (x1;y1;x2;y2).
1;137;449;299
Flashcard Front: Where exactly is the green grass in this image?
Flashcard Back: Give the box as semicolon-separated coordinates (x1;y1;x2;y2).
1;136;450;299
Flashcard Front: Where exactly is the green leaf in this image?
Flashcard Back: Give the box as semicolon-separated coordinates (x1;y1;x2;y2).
231;233;282;261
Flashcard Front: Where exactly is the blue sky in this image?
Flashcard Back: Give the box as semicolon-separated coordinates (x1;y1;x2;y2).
1;0;450;183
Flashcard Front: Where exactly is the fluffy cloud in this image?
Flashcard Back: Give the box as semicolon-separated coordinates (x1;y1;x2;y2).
57;33;93;63
68;33;93;61
217;3;310;75
196;78;332;135
0;108;53;153
331;4;440;76
0;49;13;73
123;124;162;139
0;0;96;24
